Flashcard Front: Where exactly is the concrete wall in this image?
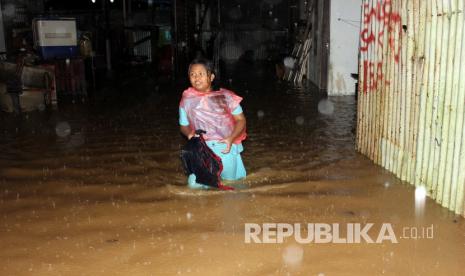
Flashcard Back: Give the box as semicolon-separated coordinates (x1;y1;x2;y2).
328;0;361;95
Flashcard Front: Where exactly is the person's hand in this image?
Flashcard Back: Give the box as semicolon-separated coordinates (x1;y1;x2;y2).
187;132;195;140
219;137;233;153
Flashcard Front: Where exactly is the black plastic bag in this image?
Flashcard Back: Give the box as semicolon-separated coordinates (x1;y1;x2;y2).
180;130;233;190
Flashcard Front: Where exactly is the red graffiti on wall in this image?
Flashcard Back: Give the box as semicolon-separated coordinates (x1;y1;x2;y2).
363;60;386;94
360;0;402;93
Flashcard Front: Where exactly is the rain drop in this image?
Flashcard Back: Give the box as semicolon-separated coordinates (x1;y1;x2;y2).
295;116;305;125
318;99;335;115
3;4;15;17
55;122;71;138
282;244;303;267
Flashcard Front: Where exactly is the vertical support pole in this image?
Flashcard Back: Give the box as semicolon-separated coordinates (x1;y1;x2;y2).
172;0;179;77
103;0;112;72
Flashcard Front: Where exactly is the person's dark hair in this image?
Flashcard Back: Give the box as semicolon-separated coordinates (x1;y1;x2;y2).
188;58;215;76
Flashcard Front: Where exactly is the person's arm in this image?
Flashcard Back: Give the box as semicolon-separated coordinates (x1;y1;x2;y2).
179;107;195;139
219;112;246;153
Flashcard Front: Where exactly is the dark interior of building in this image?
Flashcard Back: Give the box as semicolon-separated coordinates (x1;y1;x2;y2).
0;0;312;105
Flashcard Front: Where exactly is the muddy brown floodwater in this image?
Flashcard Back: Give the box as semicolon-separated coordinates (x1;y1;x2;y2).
0;80;465;275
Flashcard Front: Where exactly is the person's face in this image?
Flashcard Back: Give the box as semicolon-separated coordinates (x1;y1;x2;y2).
189;64;215;92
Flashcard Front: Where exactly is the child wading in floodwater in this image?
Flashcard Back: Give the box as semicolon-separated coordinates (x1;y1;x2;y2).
179;58;247;188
